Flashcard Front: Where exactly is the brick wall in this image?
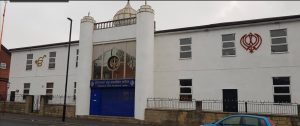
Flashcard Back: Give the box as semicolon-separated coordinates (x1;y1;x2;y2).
0;45;11;99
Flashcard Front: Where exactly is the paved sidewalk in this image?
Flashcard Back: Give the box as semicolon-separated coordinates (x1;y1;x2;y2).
0;113;153;126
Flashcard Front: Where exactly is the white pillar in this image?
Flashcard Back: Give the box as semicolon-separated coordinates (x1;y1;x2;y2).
135;4;154;120
76;16;95;115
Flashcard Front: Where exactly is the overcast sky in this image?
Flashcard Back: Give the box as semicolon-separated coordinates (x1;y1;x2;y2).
1;1;300;49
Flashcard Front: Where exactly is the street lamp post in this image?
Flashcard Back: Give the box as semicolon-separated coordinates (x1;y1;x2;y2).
62;17;72;122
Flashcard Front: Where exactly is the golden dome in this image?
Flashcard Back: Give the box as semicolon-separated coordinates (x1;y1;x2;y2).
113;2;137;21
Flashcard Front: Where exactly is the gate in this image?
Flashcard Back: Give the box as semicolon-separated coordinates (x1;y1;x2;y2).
90;79;135;117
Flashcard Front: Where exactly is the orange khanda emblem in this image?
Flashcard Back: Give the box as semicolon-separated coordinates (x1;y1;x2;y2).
240;33;262;53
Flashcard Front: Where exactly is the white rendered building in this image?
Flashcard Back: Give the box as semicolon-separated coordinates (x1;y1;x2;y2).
8;2;300;120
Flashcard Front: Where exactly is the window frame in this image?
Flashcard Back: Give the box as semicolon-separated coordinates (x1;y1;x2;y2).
26;54;33;71
48;51;56;70
75;49;79;68
179;79;192;101
272;76;291;103
221;33;236;57
179;38;192;59
270;29;288;54
46;82;54;100
73;82;77;100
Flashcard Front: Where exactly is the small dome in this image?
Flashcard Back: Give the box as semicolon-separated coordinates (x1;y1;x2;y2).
113;2;137;21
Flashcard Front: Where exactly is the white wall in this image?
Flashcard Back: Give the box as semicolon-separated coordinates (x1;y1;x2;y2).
154;21;300;103
93;24;136;43
9;44;79;100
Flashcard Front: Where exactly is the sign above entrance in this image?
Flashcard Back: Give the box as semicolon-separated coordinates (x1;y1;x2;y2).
90;79;135;88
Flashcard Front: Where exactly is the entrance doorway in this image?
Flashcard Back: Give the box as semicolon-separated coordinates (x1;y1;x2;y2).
90;79;135;117
32;95;40;112
223;89;238;112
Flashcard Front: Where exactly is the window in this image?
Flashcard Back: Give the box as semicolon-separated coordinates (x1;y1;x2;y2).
270;29;288;53
222;34;236;56
93;48;135;80
273;77;291;103
222;117;241;125
23;83;30;99
75;49;79;68
0;62;6;69
73;82;77;100
179;79;192;101
46;82;54;100
179;38;192;59
48;52;56;69
242;117;260;126
26;54;33;70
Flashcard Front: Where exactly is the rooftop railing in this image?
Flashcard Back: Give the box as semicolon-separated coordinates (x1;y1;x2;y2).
94;17;136;30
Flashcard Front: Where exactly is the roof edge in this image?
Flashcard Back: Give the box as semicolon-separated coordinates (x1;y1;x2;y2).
155;14;300;34
9;40;79;52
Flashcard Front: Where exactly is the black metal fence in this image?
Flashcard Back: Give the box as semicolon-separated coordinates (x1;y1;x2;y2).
147;98;196;110
202;100;298;116
146;98;298;115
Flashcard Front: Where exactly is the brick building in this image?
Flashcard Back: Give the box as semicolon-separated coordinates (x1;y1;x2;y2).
0;45;11;101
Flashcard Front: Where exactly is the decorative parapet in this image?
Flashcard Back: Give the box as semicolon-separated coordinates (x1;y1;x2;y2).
94;17;136;30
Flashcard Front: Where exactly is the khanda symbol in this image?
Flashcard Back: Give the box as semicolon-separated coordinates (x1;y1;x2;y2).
240;33;262;53
35;55;46;67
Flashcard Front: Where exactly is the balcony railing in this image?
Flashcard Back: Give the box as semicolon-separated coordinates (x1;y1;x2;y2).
94;17;136;30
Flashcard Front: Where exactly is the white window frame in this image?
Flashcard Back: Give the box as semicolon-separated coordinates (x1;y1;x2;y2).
222;33;236;57
48;52;56;69
73;82;77;100
272;76;291;103
179;79;192;101
0;62;6;69
75;49;79;68
46;82;54;96
26;54;33;71
270;29;288;54
179;38;192;59
23;83;30;95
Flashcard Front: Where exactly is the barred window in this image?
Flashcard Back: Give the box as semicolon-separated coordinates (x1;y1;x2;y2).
26;54;33;70
179;38;192;59
48;52;56;69
270;29;288;53
222;34;235;56
273;77;291;103
179;79;192;101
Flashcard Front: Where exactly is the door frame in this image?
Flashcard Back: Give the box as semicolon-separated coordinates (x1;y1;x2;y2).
222;89;238;112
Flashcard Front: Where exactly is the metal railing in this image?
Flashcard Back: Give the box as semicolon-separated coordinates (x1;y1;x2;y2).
0;94;75;105
147;98;196;110
94;17;136;30
202;100;298;116
46;95;76;105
